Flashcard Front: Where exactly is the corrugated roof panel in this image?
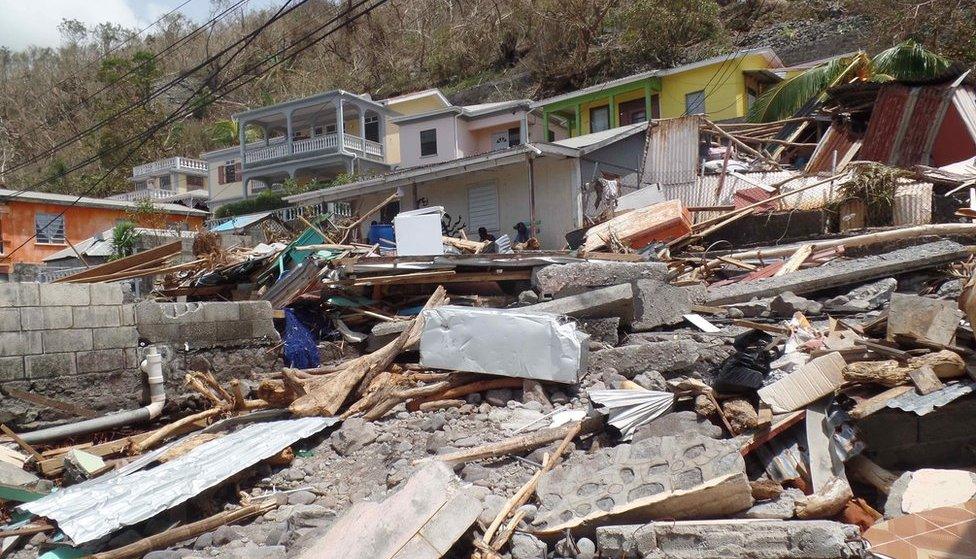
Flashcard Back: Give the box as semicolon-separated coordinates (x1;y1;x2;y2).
860;86;911;163
805;123;862;173
641;116;702;187
895;86;944;166
21;416;339;544
885;380;974;415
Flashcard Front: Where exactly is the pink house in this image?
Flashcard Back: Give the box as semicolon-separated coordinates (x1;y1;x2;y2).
393;100;568;168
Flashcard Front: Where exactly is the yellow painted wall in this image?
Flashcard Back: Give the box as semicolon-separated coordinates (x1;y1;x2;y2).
659;53;774;121
384;93;451;165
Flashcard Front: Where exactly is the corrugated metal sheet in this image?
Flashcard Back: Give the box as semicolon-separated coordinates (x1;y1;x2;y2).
896;86;944;166
892;181;933;225
860;85;911;163
468;184;500;233
885;379;974;415
21;416;339;544
641;116;702;187
952;87;976;140
805;123;862;173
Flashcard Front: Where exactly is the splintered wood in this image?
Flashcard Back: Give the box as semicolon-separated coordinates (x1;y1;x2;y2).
287;286;448;417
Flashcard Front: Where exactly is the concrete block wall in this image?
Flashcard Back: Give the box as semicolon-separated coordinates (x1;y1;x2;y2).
135;301;280;348
0;283;138;383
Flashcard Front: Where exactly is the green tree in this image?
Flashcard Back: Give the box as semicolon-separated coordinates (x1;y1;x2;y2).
747;40;951;122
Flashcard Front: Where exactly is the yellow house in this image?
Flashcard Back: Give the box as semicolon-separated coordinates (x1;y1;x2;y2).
534;47;784;137
380;88;453;165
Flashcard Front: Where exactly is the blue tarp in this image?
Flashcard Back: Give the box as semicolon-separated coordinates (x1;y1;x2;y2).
283;308;320;369
209;211;273;233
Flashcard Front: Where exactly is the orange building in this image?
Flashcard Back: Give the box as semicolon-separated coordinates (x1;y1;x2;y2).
0;189;207;276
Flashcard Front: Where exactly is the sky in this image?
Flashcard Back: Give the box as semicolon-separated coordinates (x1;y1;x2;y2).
0;0;280;51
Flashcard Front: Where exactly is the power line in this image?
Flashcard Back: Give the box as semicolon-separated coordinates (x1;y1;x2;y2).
682;50;738;116
50;0;198;92
1;0;389;263
2;0;294;180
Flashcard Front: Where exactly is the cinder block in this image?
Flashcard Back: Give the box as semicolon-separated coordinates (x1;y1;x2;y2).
124;348;139;368
0;356;25;381
0;283;39;307
72;306;122;328
38;283;90;306
25;352;76;379
92;326;139;349
42;329;93;353
136;323;181;343
214;320;253;342
0;332;30;357
239;301;274;322
134;301;164;325
0;309;21;332
89;283;124;305
76;349;126;374
120;304;135;326
160;302;205;323
202;302;241;323
180;322;218;344
21;306;73;330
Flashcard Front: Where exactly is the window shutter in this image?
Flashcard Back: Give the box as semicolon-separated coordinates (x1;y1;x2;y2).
234;162;242;179
468;183;500;234
218;165;226;185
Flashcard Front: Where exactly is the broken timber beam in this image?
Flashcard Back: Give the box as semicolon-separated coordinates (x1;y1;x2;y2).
707;241;968;305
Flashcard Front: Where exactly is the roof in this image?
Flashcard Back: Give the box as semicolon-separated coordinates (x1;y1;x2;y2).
553;122;646;151
0;188;208;216
233;90;391;123
533;47;782;108
390;99;533;125
380;88;451;107
210;211;274;233
284;142;582;205
43;228;198;262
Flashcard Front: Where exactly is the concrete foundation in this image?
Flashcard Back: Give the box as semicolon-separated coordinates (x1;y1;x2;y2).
532;261;667;297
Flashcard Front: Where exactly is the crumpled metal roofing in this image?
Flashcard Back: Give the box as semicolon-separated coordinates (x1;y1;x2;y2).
21;416;338;545
588;389;674;440
885;379;974;416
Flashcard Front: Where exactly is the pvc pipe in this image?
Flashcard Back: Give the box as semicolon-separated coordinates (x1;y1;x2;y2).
19;347;167;445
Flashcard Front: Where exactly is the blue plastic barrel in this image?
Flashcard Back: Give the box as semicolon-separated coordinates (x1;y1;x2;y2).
369;223;395;245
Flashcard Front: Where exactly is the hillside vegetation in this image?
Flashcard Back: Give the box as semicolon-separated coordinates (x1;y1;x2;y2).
0;0;973;198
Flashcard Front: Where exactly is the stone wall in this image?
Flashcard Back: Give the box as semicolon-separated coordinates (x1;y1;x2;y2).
0;283;283;430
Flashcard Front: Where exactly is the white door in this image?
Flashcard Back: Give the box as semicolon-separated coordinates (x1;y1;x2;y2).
468;183;500;235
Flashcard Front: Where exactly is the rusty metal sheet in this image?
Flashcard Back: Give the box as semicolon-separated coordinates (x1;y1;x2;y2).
641;116;702;187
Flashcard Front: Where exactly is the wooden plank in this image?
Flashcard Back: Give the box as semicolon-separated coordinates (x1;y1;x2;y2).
731;319;791;335
849;385;913;420
740;410;805;456
345;269;531;287
3;388;99;419
0;423;42;461
773;244;813;277
55;240;182;283
908;365;944;395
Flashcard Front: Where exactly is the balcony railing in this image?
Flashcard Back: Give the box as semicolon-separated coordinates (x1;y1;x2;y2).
242;133;384;166
132;157;208;178
204;200;354;230
108;188;180;202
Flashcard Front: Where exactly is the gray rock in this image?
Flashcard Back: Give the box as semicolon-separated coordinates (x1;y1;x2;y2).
579;317;620;345
510;532;548;559
287;490;317;505
479;494;508;527
631;280;697;331
466;393;483;405
518;503;538;522
518;290;541;304
576;537;597;559
211;525;243;546
738;487;800;519
589;339;699;378
726;298;771;318
330;418;378;456
632;370;667;391
485;388;514;406
283;467;306;482
143;551;182;559
284;504;331;529
770;291;823;316
225;543;286;559
936;278;964;300
263;522;291;546
193;531;214;549
826;277;898;310
532;261;667;297
462;463;490;483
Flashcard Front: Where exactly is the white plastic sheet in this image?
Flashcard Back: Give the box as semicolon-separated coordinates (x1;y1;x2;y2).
419;306;587;384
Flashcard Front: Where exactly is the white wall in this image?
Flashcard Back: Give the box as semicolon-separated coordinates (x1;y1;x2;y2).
397;114;459;167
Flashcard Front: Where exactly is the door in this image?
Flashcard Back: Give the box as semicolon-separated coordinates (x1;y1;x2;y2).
468;183;500;235
618;99;647;125
589;105;610;133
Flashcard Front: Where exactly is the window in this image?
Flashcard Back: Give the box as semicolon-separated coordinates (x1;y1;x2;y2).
685;90;706;115
507;127;521;147
618;99;647;126
158;175;172;189
35;212;65;244
365;115;380;143
187;175;205;188
589;105;610;133
747;87;758;109
420;129;437;157
218;162;240;184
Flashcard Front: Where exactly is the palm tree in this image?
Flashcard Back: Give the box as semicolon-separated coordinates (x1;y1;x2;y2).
210;119;261;147
747;40;952;122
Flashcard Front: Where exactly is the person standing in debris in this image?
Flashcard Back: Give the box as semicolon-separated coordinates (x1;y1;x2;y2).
513;222;530;244
478;227;496;242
